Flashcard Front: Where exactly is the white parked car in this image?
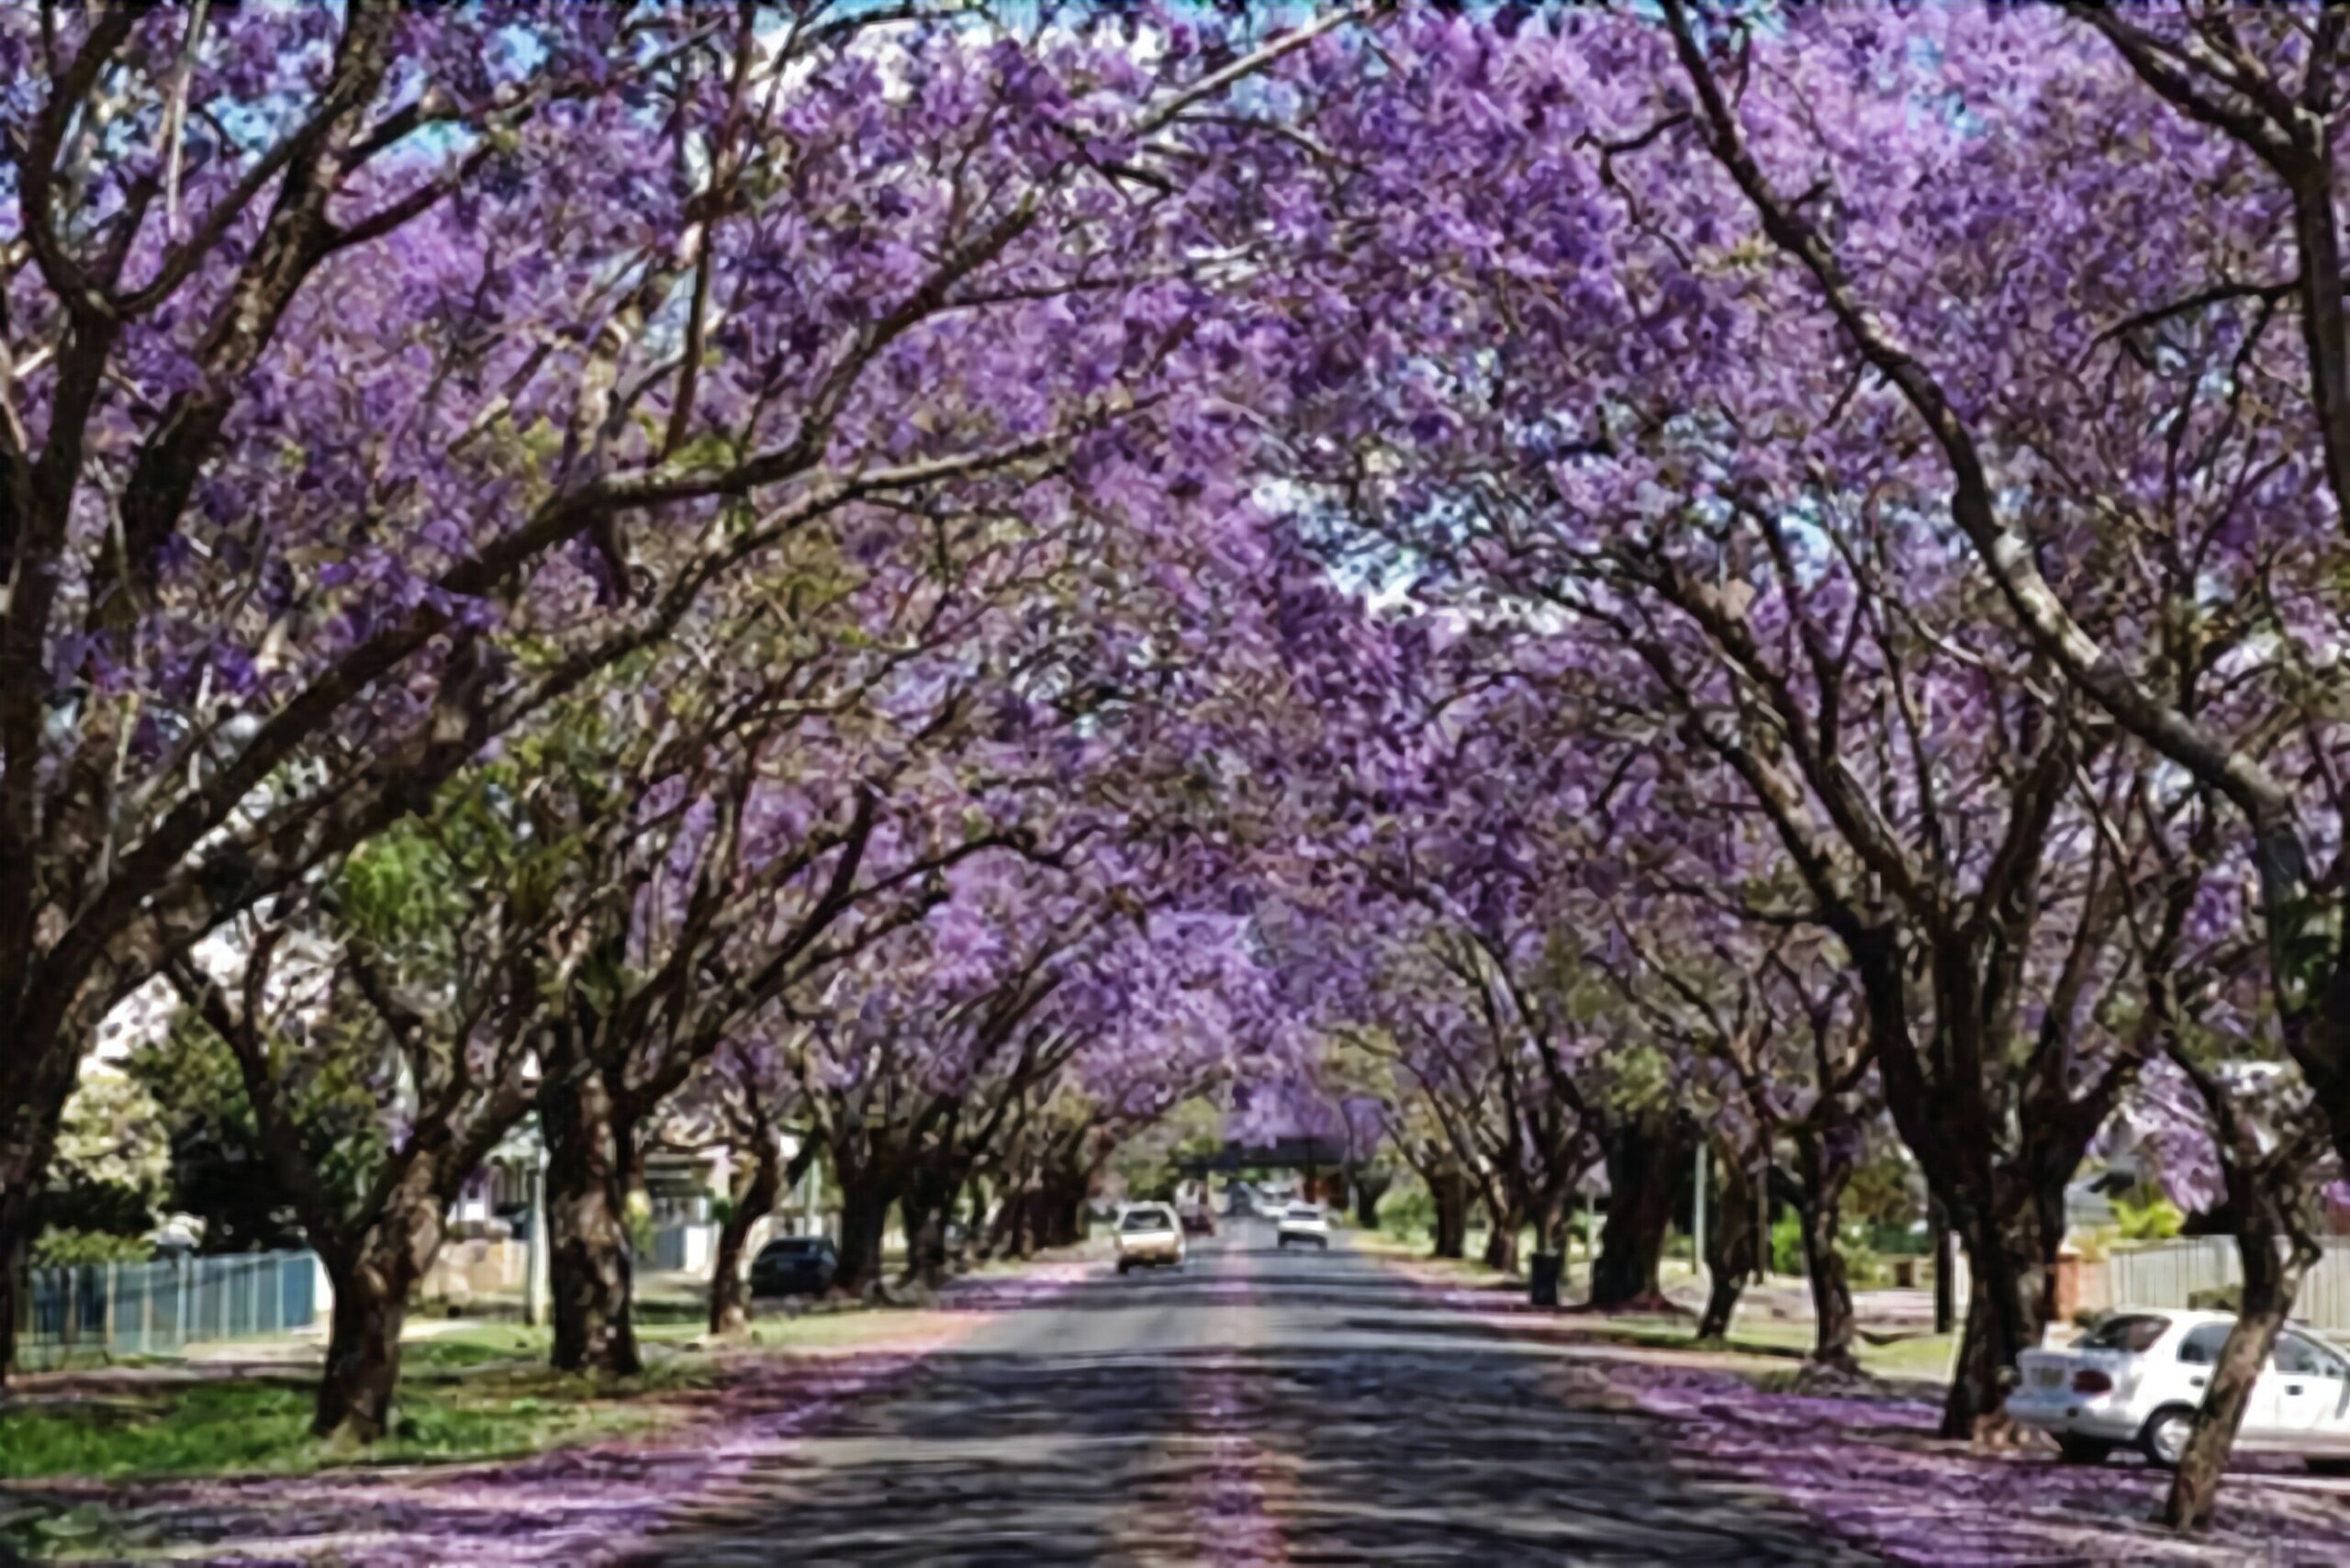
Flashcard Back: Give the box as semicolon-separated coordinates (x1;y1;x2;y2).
2007;1308;2350;1470
1276;1203;1330;1250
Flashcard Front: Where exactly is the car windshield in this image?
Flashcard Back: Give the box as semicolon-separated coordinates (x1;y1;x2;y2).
760;1238;823;1259
1286;1205;1321;1220
2081;1314;2170;1353
1121;1209;1171;1231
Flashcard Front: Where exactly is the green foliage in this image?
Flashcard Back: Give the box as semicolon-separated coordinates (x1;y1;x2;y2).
41;1070;171;1245
2273;893;2341;1006
2113;1191;2186;1242
1864;1222;1930;1257
1770;1211;1806;1276
1841;1150;1919;1230
1106;1096;1223;1199
339;825;467;946
1378;1174;1435;1238
131;1001;385;1246
124;1014;300;1251
624;1191;658;1260
29;1228;153;1266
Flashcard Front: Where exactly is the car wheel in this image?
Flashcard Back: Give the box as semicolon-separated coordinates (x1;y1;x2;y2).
2140;1406;2196;1470
2056;1437;2112;1465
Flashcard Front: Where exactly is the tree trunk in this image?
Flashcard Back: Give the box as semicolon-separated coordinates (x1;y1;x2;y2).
1044;1166;1089;1248
311;1177;442;1445
832;1167;895;1296
1800;1198;1861;1373
543;1068;641;1377
2163;1241;2306;1530
1930;1196;1955;1337
1590;1110;1688;1311
899;1170;956;1291
0;1038;80;1387
1353;1170;1391;1229
2160;1145;2321;1533
1482;1196;1523;1274
1696;1146;1757;1342
1790;1130;1861;1372
965;1171;990;1256
709;1138;783;1339
314;1257;415;1445
1940;1206;2055;1440
0;1185;33;1381
1430;1169;1468;1260
1861;939;2079;1439
984;1173;1026;1259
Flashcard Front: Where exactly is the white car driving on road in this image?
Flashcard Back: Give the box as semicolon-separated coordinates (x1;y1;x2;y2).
2007;1308;2350;1470
1114;1203;1186;1274
1276;1203;1330;1250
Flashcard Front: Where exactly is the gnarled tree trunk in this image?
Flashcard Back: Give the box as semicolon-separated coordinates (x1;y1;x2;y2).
1429;1168;1469;1260
899;1170;957;1291
1930;1199;1955;1336
1940;1188;2061;1440
0;1185;35;1381
1789;1129;1860;1372
1799;1203;1860;1373
984;1171;1028;1259
543;1065;642;1377
709;1137;784;1338
2161;1121;2322;1532
2164;1238;2306;1530
1590;1109;1689;1311
831;1163;897;1296
1043;1163;1090;1249
1481;1195;1523;1274
1857;933;2096;1439
0;1026;82;1386
316;1260;414;1445
313;1172;443;1444
1696;1145;1758;1342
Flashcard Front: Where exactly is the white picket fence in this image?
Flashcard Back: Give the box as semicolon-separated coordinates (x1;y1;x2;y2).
2106;1237;2350;1331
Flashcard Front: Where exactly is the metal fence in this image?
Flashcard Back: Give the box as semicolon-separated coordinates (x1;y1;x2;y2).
9;1249;321;1371
2106;1237;2350;1331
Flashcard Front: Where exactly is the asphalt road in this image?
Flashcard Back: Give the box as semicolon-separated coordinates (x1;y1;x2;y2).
622;1218;1867;1567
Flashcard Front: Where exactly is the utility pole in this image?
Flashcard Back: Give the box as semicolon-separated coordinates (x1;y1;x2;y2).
522;1152;547;1328
1693;1141;1710;1290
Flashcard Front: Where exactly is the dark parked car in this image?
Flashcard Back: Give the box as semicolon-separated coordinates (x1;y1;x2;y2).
749;1235;839;1298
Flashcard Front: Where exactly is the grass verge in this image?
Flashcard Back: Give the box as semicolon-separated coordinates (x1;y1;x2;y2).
1356;1235;1953;1385
2;1301;966;1487
0;1367;668;1485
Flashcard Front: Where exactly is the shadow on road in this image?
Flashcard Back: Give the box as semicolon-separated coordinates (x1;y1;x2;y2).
623;1240;1867;1566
